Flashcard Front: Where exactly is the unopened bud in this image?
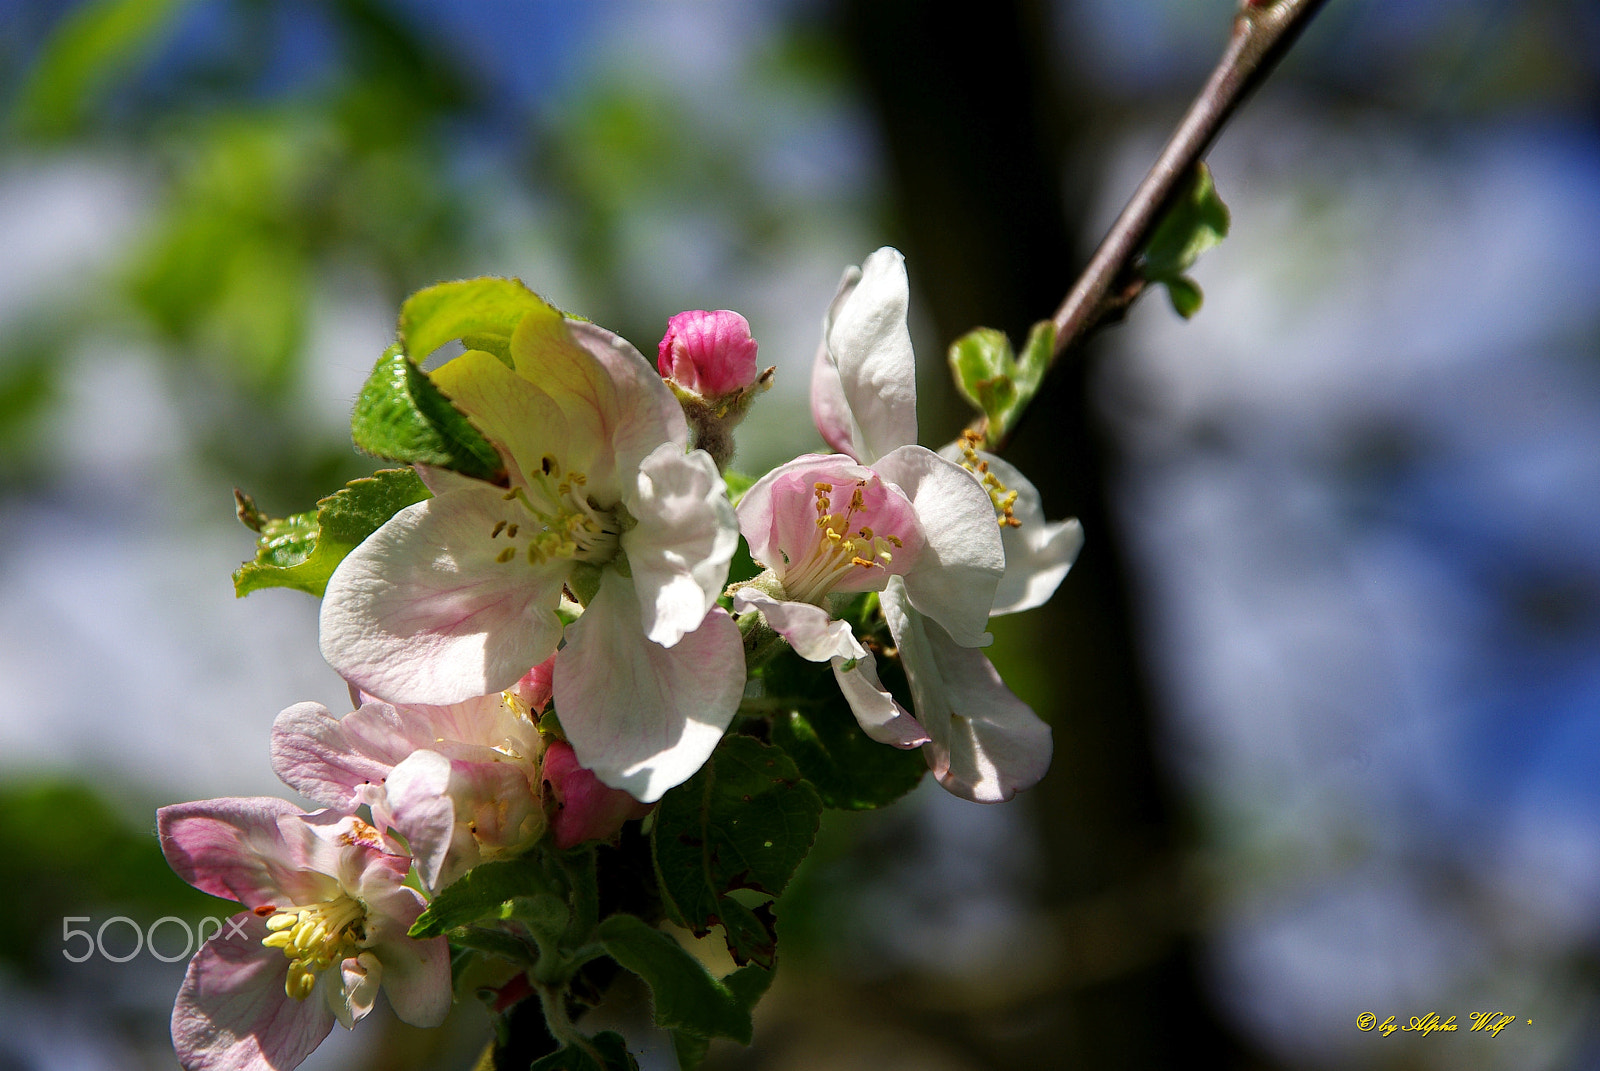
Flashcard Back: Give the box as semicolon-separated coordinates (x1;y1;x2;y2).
542;740;653;849
658;310;760;397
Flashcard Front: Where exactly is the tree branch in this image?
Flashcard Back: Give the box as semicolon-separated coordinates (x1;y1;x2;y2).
1049;0;1330;364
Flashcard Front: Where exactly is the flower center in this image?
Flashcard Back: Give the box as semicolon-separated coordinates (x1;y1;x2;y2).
781;480;905;605
262;895;369;1001
489;455;623;567
955;430;1022;528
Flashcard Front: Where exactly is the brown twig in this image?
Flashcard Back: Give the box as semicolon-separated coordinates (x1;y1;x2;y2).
1051;0;1330;359
975;0;1328;452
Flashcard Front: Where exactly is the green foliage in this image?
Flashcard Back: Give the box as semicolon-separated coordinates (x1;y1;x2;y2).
410;855;568;939
947;319;1054;450
1139;162;1230;318
349;345;505;479
597;914;755;1043
13;0;194;138
529;1031;638;1071
233;467;429;597
398;277;554;364
764;650;927;810
652;735;822;965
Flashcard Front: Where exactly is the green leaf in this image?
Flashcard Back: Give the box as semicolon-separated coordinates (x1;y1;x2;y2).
596;914;752;1043
529;1031;638;1071
409;856;564;938
349;345;505;480
651;736;821;952
399;277;550;363
670;1031;711;1071
14;0;195;138
233;468;429;598
764;651;927;810
1140;162;1230;319
714;897;777;969
946;320;1054;449
445;926;534;965
721;471;756;507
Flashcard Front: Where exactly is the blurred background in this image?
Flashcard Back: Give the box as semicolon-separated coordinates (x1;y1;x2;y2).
1;0;1598;1068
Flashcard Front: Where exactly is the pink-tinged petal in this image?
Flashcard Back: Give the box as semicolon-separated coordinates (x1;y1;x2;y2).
509;307;686;497
269;702;414;812
731;589;862;664
542;739;653;849
936;446;1085;616
171;913;335;1071
385;750;540;890
292;811;410;898
509;655;556;713
832;648;930;748
556;572;743;803
736;454;923;596
658;310;760;396
413;464;485;497
318;488;566;707
159;798;328;910
870;445;1003;647
431;349;573;486
357;889;451;1028
332;953;381;1030
622;443;738;646
810;265;860;457
882;580;1051;802
823;248;918;465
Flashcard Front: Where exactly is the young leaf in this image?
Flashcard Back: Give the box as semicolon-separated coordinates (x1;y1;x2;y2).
409;856;565;938
232;468;429;597
399;277;550;363
651;735;821;953
349;345;505;480
596;914;753;1043
947;320;1054;449
1139;162;1230;319
763;650;926;810
528;1031;639;1071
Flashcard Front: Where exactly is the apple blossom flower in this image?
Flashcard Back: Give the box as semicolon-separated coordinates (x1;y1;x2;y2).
158;798;448;1071
732;253;1007;748
270;665;549;891
808;246;1083;801
541;738;654;849
318;299;744;802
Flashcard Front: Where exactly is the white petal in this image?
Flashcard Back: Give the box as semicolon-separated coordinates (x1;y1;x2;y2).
882;579;1051;803
831;648;930;749
825;248;918;464
556;572;743;803
734;452;849;573
622;443;738;647
319;488;567;706
935;447;1085;616
870;445;1003;646
732;589;862;663
810;264;863;457
379;751;458;892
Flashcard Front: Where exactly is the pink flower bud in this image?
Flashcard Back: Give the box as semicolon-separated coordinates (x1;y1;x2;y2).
508;655;556;714
657;310;760;397
542;739;653;849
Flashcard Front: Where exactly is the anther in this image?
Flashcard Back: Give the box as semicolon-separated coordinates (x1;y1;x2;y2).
496;547;516;563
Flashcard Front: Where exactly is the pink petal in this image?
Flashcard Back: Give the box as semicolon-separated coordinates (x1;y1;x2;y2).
358;888;451;1029
171;912;336;1071
269;702;414;812
657;309;760;396
318;488;567;707
509;655;557;713
555;572;743;803
542;739;654;850
159;798;328;910
809;266;861;458
385;750;540;889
